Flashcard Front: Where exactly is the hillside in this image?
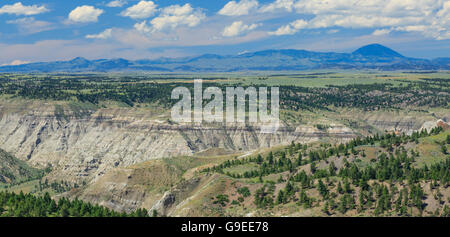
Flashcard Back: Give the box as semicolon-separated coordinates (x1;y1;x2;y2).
0;149;43;185
0;44;448;72
2;127;448;217
69;126;450;217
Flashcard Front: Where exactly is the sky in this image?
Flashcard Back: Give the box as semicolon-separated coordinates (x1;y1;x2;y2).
0;0;449;65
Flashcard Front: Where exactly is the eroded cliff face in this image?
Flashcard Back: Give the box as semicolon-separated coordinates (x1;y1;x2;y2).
0;100;352;184
0;99;447;186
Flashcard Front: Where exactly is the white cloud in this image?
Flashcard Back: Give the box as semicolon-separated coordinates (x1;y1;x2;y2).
372;29;391;36
162;4;193;16
438;1;450;17
86;28;113;39
134;21;152;34
269;19;307;35
121;1;157;19
265;0;449;40
135;4;205;34
1;60;30;66
222;21;260;37
269;25;295;36
308;15;422;29
6;17;53;34
0;2;49;15
260;0;294;13
394;24;449;40
269;15;420;36
218;0;259;16
293;0;384;15
68;6;104;23
118;25;269;49
106;0;127;8
152;4;204;30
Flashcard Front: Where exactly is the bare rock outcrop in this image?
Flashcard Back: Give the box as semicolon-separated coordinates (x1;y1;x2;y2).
0;101;356;184
1;100;447;186
149;191;176;216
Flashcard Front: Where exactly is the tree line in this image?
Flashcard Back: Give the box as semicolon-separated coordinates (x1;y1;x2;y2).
0;191;150;217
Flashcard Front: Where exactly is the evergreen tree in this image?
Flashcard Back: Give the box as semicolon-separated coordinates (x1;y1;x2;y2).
322;201;329;215
317;180;329;199
296;153;303;166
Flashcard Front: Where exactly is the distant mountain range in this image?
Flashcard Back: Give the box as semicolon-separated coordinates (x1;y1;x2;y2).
0;44;449;72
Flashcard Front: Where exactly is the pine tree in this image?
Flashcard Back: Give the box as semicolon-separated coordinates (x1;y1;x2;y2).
310;162;316;174
441;145;448;155
268;152;274;165
337;182;344;194
296;153;302;166
338;195;347;214
285;182;294;196
322;201;329;215
317;180;329;199
359;189;365;210
276;190;285;205
329;161;336;176
344;179;352;193
256;154;263;164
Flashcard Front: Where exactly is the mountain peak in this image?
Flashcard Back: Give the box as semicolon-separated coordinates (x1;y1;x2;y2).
352;44;404;58
70;57;90;63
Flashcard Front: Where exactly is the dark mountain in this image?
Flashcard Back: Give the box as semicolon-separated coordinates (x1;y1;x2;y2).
0;44;447;72
352;44;404;58
432;57;450;65
70;57;91;65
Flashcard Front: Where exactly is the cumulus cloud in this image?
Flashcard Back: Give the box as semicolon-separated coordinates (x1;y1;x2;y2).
222;21;260;37
121;1;157;19
68;6;104;23
86;28;113;39
153;4;204;30
135;4;205;34
106;0;127;8
0;2;49;15
133;21;152;34
269;19;307;35
372;29;391;36
260;0;294;13
309;15;422;28
265;0;450;40
269;15;417;36
218;0;259;16
6;17;53;34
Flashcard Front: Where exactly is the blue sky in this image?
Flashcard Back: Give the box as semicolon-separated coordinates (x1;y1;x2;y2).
0;0;449;65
